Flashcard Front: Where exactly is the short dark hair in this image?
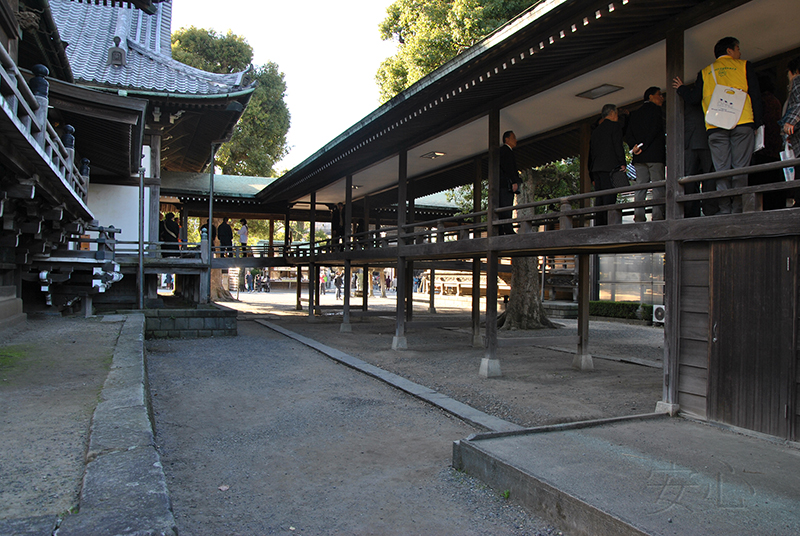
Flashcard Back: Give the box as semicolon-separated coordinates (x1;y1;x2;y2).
240;219;247;225
788;57;800;76
643;86;661;101
600;104;617;118
714;37;739;59
165;212;174;220
502;130;514;143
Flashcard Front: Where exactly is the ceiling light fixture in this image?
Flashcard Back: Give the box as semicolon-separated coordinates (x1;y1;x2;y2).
576;84;623;100
420;151;446;159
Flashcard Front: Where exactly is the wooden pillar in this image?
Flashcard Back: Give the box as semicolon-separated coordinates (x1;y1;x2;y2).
295;266;302;311
666;29;685;221
658;240;681;415
573;254;593;370
268;219;274;257
284;213;290;256
308;192;316;320
487;110;500;238
480;251;500;377
428;267;436;314
406;261;414;321
341;259;352;332
180;208;188;243
656;29;684;416
393;150;408;350
481;111;501;376
472;157;483;346
363;265;369;311
148;134;161;249
344;175;353;252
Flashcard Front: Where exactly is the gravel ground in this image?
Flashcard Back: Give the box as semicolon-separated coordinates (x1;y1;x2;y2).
0;316;120;521
147;321;562;535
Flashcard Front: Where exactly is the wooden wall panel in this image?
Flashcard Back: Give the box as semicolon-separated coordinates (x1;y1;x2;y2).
681;260;709;287
679;338;708;368
680;392;707;418
678;242;710;419
680;312;709;342
680;286;709;314
679;365;707;396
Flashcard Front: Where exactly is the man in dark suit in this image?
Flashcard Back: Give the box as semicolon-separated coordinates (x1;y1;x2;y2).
626;86;666;221
590;104;627;226
498;130;520;235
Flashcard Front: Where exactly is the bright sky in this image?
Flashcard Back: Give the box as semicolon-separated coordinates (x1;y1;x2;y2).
170;0;398;175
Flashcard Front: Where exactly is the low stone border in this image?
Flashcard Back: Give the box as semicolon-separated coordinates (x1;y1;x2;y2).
144;308;237;339
57;314;177;536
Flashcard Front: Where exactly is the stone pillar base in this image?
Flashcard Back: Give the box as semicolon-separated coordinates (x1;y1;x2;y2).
479;358;501;378
428;306;436;314
655;401;680;416
391;336;407;350
572;353;594;371
472;333;483;348
339;322;352;333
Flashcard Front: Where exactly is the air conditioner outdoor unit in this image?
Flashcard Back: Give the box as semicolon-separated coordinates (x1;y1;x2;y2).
653;305;666;323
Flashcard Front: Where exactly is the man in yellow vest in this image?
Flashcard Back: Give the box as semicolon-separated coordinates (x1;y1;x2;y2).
674;37;762;214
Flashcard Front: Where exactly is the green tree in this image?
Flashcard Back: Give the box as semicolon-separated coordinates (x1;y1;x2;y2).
172;27;290;177
376;0;535;102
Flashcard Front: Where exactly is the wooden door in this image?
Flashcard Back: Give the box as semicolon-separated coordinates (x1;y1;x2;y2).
708;238;797;439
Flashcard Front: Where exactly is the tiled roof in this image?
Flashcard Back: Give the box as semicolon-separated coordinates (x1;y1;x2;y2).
50;0;251;95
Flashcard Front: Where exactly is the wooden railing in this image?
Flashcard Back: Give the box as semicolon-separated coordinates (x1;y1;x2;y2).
0;42;88;203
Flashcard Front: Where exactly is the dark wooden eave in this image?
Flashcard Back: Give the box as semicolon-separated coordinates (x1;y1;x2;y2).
43;76;147;178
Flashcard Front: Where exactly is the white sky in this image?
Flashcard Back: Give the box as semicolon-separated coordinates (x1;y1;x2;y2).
170;0;398;174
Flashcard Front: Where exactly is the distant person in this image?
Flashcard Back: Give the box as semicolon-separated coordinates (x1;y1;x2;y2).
218;217;233;257
238;219;248;257
780;57;800;193
674;36;763;214
589;104;627;226
161;212;180;257
498;130;520;235
625;86;666;221
674;82;717;217
334;270;343;300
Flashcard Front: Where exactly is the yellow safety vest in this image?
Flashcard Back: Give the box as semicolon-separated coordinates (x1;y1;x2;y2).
701;55;754;129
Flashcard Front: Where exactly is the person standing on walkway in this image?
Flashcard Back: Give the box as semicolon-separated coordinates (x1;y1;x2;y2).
238;219;249;257
590;104;627;226
498;130;520;235
218;218;233;257
626;86;666;222
674;36;763;214
334;270;343;300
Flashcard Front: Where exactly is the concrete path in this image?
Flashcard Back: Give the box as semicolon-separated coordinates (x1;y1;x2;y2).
456;417;800;536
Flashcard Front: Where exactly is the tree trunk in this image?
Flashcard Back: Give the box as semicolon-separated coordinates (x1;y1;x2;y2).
210;269;236;302
498;168;554;330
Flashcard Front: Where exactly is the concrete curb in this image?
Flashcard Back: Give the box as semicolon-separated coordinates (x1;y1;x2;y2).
57;314;177;536
255;319;523;433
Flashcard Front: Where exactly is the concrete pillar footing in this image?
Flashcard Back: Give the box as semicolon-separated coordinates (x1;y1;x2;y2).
479;358;501;378
572;353;594;371
340;322;352;333
655;401;680;416
392;336;407;350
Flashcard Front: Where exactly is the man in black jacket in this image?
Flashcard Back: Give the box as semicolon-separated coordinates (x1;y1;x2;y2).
218;217;233;257
626;86;666;222
498;130;520;235
590;104;627;226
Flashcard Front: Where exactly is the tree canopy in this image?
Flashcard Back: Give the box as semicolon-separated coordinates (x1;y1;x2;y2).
376;0;535;102
172;27;290;177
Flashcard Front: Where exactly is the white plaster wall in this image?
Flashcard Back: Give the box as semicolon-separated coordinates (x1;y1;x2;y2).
87;183;152;245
